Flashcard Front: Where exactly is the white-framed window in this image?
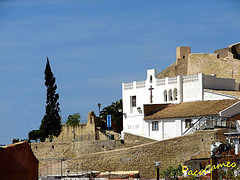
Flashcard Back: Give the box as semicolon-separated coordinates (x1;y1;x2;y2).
150;75;153;83
152;121;159;131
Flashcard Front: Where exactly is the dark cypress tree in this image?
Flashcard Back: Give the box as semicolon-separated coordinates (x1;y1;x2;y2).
40;58;61;142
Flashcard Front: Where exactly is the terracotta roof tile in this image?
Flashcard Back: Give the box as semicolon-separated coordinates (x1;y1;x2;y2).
144;99;240;120
191;151;211;160
206;89;240;98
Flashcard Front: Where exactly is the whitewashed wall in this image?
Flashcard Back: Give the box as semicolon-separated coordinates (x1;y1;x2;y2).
204;91;235;101
147;117;200;140
182;74;203;102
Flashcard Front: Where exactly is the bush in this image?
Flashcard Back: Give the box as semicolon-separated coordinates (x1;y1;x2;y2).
28;130;42;142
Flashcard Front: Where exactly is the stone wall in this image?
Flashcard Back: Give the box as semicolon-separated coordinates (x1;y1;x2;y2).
32;140;126;177
214;47;231;58
124;132;156;146
187;53;240;82
31;140;125;160
53;123;96;142
52;111;109;142
39;129;227;178
158;43;240;83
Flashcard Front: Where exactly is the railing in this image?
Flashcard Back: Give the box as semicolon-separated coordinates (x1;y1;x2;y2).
182;116;231;135
168;77;177;84
182;117;206;135
182;74;199;83
236;120;240;132
136;81;146;88
39;158;93;178
156;78;165;86
124;83;133;90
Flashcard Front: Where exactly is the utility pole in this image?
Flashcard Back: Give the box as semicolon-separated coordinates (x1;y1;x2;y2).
211;156;218;180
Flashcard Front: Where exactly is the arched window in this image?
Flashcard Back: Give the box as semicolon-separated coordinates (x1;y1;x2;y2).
150;75;152;83
168;89;173;101
173;88;178;100
164;90;167;102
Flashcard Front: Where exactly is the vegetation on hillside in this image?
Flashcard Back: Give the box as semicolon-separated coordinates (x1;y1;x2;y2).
28;58;61;142
66;113;81;140
100;99;123;133
161;165;183;179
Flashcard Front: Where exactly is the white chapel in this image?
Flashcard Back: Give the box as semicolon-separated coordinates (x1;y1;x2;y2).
121;44;240;141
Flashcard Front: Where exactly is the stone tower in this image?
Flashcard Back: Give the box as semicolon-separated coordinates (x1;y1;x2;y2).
176;46;191;65
158;42;240;84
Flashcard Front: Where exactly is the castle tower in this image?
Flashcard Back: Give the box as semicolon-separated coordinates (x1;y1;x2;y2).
176;46;191;65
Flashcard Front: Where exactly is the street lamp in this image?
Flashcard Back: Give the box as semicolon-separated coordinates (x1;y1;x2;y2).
137;107;142;113
98;103;101;117
154;161;161;180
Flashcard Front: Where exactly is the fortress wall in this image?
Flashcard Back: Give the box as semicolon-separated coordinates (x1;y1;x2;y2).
52;111;108;142
124;132;156;146
52;123;96;142
31;140;126;160
187;53;240;83
39;129;227;178
214;47;231;58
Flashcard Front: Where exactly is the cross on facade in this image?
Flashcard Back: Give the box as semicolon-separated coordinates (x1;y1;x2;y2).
149;85;154;103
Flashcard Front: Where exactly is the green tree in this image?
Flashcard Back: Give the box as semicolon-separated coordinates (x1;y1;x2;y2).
100;99;123;133
66;113;81;140
28;130;41;142
40;58;61;142
161;165;183;179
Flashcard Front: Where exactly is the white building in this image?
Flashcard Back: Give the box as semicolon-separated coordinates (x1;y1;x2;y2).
122;69;240;140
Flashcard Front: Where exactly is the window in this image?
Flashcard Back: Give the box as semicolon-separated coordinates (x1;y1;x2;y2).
164;90;167;102
168;89;173;101
150;75;152;83
152;121;159;131
131;96;136;107
185;119;192;128
173;88;178;100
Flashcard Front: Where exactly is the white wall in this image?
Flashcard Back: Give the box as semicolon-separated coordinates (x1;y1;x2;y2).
146;117;200;140
123;115;144;135
163;120;176;139
122;69;183;136
182;74;203;102
204;91;235;101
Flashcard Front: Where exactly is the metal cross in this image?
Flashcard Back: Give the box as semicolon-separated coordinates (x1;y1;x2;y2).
149;85;154;103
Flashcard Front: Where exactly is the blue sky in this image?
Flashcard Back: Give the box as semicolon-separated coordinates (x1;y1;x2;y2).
0;0;239;144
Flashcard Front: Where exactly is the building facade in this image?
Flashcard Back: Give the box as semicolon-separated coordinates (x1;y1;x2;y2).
122;68;240;140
